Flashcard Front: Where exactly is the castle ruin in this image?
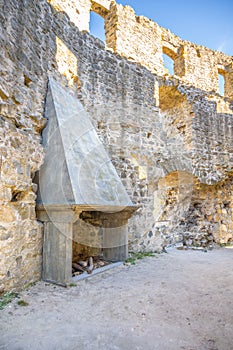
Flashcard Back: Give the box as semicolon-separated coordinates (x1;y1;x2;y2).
1;0;233;292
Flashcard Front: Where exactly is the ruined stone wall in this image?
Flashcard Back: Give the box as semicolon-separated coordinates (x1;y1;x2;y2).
161;28;233;98
0;1;48;292
0;118;44;292
105;3;164;76
47;0;91;31
159;77;233;184
156;76;233;247
104;3;233;98
1;0;161;292
47;0;233;101
1;0;233;292
182;174;233;248
45;0;233;99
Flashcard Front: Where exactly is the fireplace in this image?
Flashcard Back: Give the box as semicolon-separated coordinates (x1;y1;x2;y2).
36;79;137;286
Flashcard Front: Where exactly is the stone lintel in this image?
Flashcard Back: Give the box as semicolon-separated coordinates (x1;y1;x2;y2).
37;204;138;223
91;0;112;17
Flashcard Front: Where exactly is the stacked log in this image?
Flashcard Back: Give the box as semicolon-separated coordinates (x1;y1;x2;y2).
72;257;110;276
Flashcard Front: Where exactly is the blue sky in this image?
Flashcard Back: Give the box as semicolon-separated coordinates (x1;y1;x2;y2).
90;0;233;56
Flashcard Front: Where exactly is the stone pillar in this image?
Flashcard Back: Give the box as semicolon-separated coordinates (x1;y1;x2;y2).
103;225;128;261
225;63;233;100
37;205;79;286
101;209;136;261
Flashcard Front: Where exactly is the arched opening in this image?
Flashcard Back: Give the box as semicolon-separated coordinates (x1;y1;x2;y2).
90;11;106;42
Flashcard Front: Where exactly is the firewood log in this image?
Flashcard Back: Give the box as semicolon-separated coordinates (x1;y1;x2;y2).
72;263;85;272
87;257;94;274
78;260;88;268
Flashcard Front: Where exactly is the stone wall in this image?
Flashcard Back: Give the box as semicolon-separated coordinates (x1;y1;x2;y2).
0;117;44;292
104;2;233;99
1;0;233;292
154;77;233;248
182;174;233;248
57;0;233;99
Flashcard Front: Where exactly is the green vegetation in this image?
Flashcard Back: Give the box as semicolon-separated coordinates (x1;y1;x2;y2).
69;283;77;288
17;300;29;307
22;281;36;291
125;257;137;265
125;252;156;265
219;242;233;247
0;292;18;310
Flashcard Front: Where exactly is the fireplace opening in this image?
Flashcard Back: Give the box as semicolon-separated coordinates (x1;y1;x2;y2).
71;210;126;280
72;252;111;278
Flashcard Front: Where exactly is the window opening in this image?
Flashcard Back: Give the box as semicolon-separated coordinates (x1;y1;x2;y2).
218;72;225;96
162;53;174;75
90;11;105;42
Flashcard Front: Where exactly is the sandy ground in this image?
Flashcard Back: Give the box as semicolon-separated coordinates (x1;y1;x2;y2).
1;247;233;350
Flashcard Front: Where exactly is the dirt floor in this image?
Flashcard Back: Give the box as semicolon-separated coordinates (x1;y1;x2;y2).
1;247;233;350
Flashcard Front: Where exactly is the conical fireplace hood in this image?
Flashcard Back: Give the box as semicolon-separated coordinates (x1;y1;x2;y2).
37;78;134;210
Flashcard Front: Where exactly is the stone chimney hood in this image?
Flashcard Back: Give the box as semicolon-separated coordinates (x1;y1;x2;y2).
36;78;137;286
37;77;133;209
